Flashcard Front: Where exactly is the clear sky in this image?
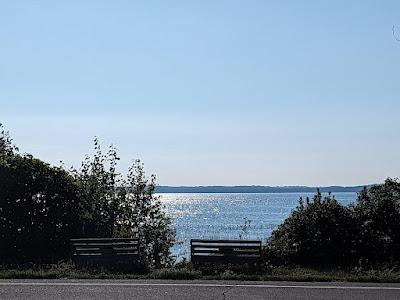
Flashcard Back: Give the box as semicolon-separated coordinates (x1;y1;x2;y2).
1;0;400;186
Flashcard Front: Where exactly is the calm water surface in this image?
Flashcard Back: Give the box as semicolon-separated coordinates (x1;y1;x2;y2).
158;192;357;260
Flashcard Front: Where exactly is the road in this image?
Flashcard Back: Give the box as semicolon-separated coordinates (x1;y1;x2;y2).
1;279;400;299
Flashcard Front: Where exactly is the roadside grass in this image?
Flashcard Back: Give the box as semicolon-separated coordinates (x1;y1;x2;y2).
149;268;202;280
1;263;400;282
263;268;400;283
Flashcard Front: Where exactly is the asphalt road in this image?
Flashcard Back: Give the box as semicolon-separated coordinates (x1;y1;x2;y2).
1;280;400;300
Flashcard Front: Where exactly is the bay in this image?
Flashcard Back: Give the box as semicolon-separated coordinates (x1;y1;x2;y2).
159;192;358;260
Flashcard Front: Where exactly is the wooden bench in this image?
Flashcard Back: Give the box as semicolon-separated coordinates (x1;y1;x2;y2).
70;238;140;269
190;239;262;266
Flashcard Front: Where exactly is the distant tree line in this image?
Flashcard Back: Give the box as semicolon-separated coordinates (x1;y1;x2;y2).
155;185;365;194
0;124;175;267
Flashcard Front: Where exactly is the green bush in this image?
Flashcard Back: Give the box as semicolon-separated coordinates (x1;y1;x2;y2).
353;178;400;267
265;190;357;267
265;179;400;268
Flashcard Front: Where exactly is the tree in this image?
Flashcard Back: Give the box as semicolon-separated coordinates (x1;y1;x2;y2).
0;123;18;159
72;140;175;267
0;125;81;263
71;138;122;237
1;125;175;266
126;160;175;266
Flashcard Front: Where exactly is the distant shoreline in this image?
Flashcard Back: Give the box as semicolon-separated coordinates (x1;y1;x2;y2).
155;185;368;194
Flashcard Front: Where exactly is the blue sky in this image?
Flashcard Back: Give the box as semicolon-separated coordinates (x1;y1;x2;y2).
1;0;400;186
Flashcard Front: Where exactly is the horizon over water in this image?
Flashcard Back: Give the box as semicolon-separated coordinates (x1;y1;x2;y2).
158;192;357;260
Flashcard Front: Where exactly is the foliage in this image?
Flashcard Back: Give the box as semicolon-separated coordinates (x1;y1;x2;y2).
353;178;400;266
266;180;400;268
72;140;175;267
1;125;174;267
70;138;122;237
0;123;18;158
121;160;175;267
265;190;358;267
0;125;82;263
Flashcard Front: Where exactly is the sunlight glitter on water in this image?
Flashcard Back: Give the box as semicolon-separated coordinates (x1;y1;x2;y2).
158;192;357;260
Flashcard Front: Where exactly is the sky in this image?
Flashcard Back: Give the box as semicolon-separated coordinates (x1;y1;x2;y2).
1;0;400;186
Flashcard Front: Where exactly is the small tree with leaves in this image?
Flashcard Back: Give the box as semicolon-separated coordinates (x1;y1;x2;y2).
72;139;175;267
118;160;175;267
71;138;122;237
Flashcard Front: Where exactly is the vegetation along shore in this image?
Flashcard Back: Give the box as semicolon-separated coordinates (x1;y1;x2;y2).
1;123;400;282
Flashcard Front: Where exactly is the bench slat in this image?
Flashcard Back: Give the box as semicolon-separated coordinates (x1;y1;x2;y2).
191;245;260;252
192;255;260;262
71;238;138;243
191;249;260;254
74;252;139;256
192;254;261;258
190;239;262;266
72;242;139;248
75;247;138;253
191;239;261;244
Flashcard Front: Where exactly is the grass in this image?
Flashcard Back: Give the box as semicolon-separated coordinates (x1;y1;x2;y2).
263;268;400;283
1;263;400;282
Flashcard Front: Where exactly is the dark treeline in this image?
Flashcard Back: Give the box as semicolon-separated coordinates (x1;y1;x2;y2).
156;185;366;193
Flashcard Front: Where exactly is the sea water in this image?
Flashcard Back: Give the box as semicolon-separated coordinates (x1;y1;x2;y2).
159;192;357;260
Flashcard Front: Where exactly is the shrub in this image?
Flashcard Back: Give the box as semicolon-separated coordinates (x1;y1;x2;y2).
265;190;357;267
353;178;400;266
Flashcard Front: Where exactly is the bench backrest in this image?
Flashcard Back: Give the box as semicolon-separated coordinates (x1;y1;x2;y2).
70;238;139;261
190;239;262;264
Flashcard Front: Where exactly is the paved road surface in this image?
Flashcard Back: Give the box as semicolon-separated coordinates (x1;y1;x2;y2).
1;279;400;299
